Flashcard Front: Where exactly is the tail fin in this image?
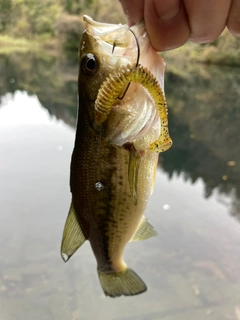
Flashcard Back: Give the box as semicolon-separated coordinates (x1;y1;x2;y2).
98;268;147;297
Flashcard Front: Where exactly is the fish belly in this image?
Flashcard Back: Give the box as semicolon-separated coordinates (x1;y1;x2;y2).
70;117;157;272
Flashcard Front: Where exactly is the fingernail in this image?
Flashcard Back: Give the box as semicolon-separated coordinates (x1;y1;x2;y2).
155;0;181;20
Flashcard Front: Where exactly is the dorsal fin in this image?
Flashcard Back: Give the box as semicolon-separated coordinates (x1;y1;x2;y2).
130;215;157;242
61;202;86;262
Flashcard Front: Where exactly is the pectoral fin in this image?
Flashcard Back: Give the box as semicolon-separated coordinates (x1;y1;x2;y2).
61;202;86;262
128;145;140;206
130;215;157;242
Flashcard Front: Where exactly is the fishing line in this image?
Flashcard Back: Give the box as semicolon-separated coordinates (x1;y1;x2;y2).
129;28;140;67
111;28;140;100
118;28;140;100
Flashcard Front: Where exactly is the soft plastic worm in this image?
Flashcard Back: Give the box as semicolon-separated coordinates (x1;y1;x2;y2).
95;64;172;153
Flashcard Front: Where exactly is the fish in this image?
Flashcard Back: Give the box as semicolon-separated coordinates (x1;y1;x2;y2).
61;15;172;298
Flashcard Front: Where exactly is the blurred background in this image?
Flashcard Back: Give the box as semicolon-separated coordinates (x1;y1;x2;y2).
0;1;240;320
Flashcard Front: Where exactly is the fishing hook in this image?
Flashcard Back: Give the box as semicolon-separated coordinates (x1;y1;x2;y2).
112;42;116;54
129;28;140;68
111;28;140;100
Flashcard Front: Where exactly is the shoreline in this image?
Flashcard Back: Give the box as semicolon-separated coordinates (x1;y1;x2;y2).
1;28;239;67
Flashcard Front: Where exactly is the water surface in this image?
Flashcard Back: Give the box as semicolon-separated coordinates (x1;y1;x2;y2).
0;53;240;320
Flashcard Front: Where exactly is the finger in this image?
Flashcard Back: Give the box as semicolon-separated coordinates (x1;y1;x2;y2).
119;0;144;26
144;0;190;51
227;0;240;35
184;0;232;43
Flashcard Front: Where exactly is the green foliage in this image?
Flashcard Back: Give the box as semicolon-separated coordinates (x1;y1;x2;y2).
1;0;238;66
163;28;240;67
0;0;12;32
1;0;62;37
0;35;41;54
57;14;84;50
64;0;95;14
0;0;126;52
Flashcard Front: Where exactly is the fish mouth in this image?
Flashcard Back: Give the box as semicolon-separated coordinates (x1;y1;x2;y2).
84;15;127;32
83;15;165;86
83;15;138;67
83;15;131;49
83;16;171;152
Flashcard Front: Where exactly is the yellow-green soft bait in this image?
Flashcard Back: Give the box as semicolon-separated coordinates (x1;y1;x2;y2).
95;64;172;153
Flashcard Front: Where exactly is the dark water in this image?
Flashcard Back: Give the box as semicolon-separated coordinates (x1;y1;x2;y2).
0;52;240;320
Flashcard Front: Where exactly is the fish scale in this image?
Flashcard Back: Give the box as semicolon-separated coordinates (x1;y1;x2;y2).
72;110;153;257
60;15;172;297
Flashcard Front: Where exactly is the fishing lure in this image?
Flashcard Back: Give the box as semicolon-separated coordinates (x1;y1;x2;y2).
95;64;172;153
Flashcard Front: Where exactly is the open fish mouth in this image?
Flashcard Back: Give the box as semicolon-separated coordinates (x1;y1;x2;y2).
83;15;172;153
84;15;135;61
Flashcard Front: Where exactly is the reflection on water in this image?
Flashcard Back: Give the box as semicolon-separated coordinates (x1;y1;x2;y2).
0;52;78;127
162;62;240;221
0;91;54;125
0;53;240;320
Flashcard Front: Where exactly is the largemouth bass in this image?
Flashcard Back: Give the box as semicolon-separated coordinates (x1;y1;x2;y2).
61;15;172;297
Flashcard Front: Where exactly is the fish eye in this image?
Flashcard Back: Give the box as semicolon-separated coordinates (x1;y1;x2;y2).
81;53;98;76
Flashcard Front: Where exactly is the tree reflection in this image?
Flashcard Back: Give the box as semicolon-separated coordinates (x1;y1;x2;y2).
0;52;78;127
1;52;240;218
161;62;240;218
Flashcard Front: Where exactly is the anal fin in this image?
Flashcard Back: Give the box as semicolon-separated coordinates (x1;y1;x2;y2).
130;215;157;242
60;202;86;262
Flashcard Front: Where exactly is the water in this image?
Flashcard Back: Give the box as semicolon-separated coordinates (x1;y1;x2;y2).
0;53;240;320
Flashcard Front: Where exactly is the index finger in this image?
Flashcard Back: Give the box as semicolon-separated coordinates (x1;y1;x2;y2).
119;0;144;26
227;0;240;35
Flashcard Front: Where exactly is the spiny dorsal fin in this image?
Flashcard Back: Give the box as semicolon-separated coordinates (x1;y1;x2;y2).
130;215;157;242
128;145;140;206
98;267;147;297
61;202;86;262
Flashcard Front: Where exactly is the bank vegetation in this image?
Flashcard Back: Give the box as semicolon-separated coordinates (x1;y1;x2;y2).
0;0;239;66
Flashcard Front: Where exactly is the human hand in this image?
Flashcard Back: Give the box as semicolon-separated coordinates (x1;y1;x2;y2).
119;0;240;51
